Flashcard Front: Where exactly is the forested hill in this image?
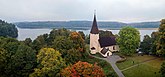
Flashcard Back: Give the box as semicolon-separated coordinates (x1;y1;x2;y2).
0;20;18;38
15;21;160;30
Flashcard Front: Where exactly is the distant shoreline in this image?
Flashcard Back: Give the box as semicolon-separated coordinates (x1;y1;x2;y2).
15;20;160;30
99;28;158;30
136;28;158;30
17;27;158;30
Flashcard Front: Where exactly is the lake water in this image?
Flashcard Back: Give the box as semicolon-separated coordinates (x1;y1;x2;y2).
17;28;157;41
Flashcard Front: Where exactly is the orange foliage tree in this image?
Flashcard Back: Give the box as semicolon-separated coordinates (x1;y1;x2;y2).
61;61;105;77
69;32;85;52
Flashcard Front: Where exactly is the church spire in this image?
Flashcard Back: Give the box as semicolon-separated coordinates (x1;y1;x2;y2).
90;11;99;34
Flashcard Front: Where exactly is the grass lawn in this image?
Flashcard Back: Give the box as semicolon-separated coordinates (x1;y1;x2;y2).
116;53;164;77
116;54;157;70
145;58;164;69
123;64;160;77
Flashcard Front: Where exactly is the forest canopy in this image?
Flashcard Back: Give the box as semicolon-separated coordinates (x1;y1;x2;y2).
0;28;116;77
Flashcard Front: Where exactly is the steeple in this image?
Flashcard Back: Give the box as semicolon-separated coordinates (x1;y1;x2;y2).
90;11;99;34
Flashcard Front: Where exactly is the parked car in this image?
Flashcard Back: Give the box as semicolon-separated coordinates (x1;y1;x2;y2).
138;51;144;56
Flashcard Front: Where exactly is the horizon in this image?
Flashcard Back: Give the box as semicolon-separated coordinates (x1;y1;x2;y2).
0;0;165;23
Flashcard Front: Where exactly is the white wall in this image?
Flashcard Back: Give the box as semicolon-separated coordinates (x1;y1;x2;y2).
90;33;99;54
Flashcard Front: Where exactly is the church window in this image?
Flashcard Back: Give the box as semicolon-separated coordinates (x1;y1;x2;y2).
91;47;96;50
113;46;115;50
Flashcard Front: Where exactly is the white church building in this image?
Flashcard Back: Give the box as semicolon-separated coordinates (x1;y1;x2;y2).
90;14;119;57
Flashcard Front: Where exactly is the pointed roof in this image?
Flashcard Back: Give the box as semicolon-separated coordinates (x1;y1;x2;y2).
90;14;99;34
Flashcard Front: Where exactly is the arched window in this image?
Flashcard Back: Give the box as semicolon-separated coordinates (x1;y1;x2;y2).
113;46;115;50
91;47;96;50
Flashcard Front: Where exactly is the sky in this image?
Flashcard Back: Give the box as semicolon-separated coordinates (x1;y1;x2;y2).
0;0;165;23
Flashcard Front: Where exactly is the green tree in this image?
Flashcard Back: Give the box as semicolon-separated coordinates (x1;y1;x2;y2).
0;37;36;77
0;48;7;76
24;38;32;47
64;48;82;64
140;35;152;54
7;44;36;77
48;28;71;45
160;62;165;77
150;32;159;55
30;48;65;77
52;32;87;64
99;30;114;37
52;36;73;57
117;26;140;55
51;32;88;64
0;37;19;57
78;31;85;40
32;34;48;51
156;19;165;56
85;35;90;44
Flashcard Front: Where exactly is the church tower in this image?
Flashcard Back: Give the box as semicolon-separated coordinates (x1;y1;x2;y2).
90;13;100;54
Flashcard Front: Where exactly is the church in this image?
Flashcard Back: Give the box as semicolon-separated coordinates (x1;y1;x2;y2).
90;14;119;57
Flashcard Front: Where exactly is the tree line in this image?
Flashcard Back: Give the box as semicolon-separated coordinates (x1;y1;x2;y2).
140;19;165;57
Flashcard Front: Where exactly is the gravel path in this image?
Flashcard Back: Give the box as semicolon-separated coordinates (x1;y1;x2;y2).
106;55;125;77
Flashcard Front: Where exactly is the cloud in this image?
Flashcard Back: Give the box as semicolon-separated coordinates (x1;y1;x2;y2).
0;0;165;22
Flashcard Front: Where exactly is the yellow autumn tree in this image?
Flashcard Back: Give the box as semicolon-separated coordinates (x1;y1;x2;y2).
30;48;65;77
156;19;165;56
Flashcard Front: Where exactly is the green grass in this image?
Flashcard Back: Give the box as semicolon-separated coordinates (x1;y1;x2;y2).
116;54;157;70
145;58;164;69
123;64;160;77
116;59;137;70
116;53;164;77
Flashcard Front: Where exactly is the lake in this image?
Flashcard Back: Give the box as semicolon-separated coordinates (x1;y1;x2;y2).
17;27;157;41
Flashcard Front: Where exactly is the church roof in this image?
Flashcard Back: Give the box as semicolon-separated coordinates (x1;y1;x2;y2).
100;47;109;55
90;14;99;34
99;36;116;48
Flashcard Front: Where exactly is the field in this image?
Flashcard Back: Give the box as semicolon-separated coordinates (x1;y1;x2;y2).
116;54;164;77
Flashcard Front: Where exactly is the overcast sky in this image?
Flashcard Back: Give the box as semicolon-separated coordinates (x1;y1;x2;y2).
0;0;165;23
